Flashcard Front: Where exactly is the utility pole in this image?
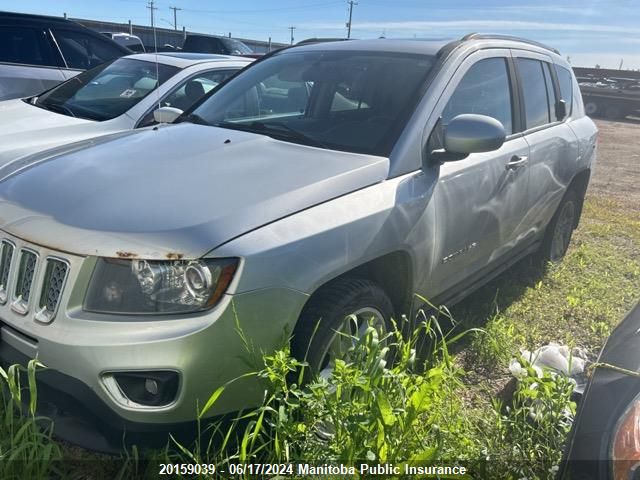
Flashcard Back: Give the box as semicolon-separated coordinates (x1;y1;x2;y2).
169;6;181;31
147;0;157;28
289;26;296;45
346;0;357;39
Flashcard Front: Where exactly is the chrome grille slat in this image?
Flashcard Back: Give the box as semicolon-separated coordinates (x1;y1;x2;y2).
11;249;38;315
35;258;68;324
16;250;37;301
0;240;14;304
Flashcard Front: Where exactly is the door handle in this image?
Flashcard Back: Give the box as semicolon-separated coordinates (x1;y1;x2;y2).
506;155;528;170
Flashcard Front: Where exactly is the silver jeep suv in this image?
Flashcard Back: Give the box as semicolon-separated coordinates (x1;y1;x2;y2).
0;34;597;450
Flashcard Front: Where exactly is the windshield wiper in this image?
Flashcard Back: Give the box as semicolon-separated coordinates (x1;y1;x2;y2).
34;101;77;118
215;120;328;149
178;113;210;126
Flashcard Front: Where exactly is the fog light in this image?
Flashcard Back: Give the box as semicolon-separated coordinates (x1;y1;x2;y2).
145;378;159;395
107;371;180;408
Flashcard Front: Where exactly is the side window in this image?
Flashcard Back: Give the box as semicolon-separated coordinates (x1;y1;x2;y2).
441;57;513;135
257;76;311;116
330;81;370;112
163;69;236;111
555;65;573;118
542;62;557;122
0;26;56;67
138;69;237;127
516;58;551;129
52;29;124;70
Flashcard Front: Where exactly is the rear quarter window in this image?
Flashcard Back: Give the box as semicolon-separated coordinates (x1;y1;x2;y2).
555;65;574;118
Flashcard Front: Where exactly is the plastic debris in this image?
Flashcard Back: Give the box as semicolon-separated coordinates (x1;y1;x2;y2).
509;342;589;396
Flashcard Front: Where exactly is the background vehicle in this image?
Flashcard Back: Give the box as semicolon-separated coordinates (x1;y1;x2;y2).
101;32;145;53
182;33;255;56
0;35;596;451
0;11;130;100
561;303;640;480
574;66;640;120
0;52;250;166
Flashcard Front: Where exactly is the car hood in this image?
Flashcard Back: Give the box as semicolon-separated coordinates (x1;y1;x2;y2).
0;99;102;165
0;123;389;259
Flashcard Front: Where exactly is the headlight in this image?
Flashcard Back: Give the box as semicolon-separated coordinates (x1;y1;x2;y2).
83;257;238;315
612;395;640;479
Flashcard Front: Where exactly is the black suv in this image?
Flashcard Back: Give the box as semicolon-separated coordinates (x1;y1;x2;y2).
0;11;130;100
182;33;254;56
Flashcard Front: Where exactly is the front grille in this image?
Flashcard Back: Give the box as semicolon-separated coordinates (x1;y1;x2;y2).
15;250;37;302
0;241;14;303
0;235;71;322
39;259;68;316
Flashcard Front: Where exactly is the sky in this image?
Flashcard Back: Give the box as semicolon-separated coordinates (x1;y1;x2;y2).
5;0;640;69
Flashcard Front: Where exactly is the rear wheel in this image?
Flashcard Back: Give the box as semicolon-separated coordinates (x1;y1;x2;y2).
292;278;394;378
538;188;580;263
584;100;600;117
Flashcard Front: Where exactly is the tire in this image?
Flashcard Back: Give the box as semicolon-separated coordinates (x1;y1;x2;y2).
538;188;581;264
584;100;600;117
291;278;394;378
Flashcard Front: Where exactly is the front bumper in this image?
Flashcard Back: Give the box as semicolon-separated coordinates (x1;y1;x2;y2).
0;234;308;449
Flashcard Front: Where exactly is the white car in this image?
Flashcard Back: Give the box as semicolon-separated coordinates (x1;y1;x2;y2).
0;52;252;165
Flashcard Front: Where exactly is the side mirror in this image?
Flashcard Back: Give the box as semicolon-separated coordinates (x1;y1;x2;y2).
153;106;184;124
555;99;567;121
432;114;506;163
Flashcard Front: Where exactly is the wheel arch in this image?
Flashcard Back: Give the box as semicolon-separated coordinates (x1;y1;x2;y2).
299;250;414;322
567;168;591;228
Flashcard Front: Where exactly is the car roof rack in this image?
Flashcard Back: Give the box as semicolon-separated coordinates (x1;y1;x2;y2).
461;33;561;55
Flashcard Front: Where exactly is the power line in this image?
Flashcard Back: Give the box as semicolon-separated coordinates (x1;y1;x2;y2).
346;0;358;39
169;6;181;31
289;26;296;45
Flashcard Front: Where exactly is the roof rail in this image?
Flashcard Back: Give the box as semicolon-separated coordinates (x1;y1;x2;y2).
461;33;561;55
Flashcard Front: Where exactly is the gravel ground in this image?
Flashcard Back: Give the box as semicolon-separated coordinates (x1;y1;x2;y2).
590;118;640;208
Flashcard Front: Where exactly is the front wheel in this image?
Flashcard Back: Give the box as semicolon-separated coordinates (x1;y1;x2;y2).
538;188;580;264
291;278;394;379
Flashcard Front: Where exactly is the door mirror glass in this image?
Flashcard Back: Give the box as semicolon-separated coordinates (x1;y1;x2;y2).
153;106;183;124
434;114;506;162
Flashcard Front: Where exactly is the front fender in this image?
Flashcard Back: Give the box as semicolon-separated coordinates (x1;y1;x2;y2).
209;170;438;299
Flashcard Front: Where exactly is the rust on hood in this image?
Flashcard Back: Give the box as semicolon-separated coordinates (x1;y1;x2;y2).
116;251;138;259
166;252;184;260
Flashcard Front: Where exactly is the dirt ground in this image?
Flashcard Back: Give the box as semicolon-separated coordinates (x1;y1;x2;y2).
590;118;640;208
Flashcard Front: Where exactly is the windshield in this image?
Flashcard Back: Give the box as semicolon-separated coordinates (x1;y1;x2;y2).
222;38;253;55
188;50;435;156
34;58;179;121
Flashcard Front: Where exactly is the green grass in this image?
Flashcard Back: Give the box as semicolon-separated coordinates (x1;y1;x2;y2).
457;196;640;359
0;360;61;480
0;195;638;479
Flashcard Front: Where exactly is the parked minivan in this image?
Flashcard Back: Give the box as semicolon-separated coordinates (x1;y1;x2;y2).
0;35;597;450
0;11;130;100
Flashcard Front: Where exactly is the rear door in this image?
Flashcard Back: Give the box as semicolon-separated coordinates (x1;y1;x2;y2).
512;51;580;238
0;25;66;99
424;50;531;296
